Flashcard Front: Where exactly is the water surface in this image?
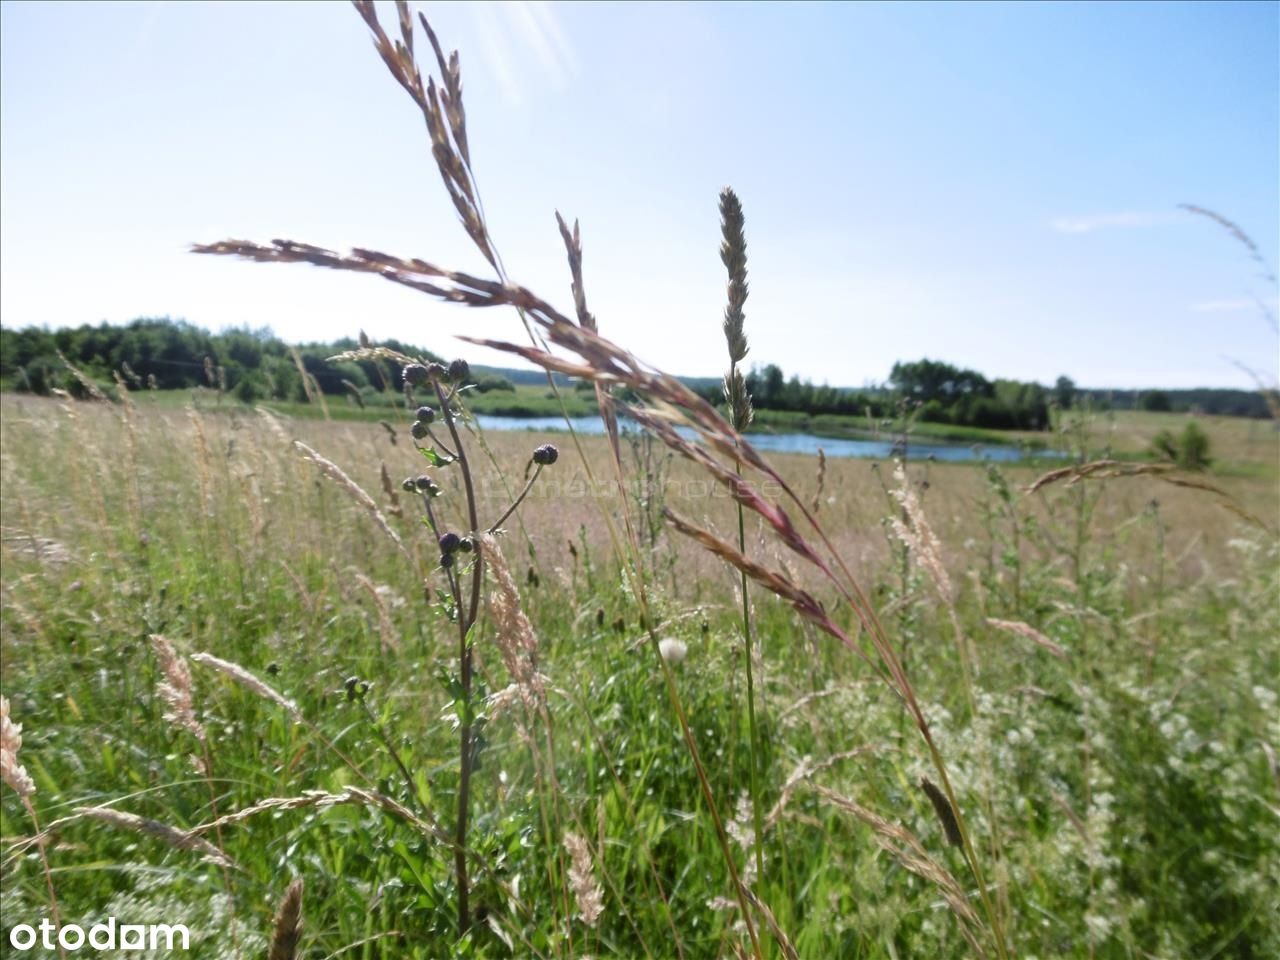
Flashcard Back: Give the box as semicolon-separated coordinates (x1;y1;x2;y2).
472;414;1049;462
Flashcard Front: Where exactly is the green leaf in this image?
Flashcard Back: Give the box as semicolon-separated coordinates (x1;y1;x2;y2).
419;446;453;467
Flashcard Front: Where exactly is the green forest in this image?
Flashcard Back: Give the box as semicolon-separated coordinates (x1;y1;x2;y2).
1;318;1270;427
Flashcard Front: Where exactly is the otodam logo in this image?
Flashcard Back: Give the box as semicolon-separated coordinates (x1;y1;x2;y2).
8;918;191;952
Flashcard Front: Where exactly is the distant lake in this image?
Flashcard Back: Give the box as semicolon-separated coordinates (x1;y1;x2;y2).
472;414;1052;462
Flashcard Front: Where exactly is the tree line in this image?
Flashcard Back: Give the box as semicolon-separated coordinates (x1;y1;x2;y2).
690;359;1269;426
1;319;1269;425
0;318;515;404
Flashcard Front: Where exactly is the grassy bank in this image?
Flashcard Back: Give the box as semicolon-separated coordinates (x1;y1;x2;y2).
7;381;1157;453
37;382;1276;464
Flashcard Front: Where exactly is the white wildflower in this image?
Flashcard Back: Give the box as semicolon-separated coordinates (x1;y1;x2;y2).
658;638;687;665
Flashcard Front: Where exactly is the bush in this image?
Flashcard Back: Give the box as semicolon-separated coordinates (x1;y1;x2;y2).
1148;421;1212;471
1150;429;1179;462
15;359;58;395
474;373;515;393
234;376;262;404
1177;421;1212;470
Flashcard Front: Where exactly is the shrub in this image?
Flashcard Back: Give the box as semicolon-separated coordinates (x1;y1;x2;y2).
1177;421;1212;470
474;373;515;393
1148;422;1213;471
1150;428;1179;462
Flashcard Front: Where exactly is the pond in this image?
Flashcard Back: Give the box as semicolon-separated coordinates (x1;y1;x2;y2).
471;414;1050;462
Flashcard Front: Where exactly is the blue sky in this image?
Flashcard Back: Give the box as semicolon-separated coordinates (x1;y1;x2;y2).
2;1;1277;389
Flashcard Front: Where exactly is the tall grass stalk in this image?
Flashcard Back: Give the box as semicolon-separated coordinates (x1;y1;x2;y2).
1;696;65;960
718;187;765;887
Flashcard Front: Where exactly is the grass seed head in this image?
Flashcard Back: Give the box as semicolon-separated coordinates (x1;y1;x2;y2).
268;878;305;960
1;695;36;799
563;831;604;928
150;634;206;742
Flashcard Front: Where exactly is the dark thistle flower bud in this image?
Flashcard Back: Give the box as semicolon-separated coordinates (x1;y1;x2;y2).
426;362;448;381
411;421;430;441
414;475;441;498
448;359;471;382
403;363;430;386
440;552;455;569
402;477;417;492
438;532;461;554
344;675;367;702
416;405;436;423
532;443;559;466
457;537;474;554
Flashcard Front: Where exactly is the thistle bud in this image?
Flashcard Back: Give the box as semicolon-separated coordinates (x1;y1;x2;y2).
440;552;455;569
457;537;474;554
426;362;448;381
402;477;418;492
416;405;436;423
532;443;559;466
448;359;471;381
403;363;429;386
438;532;461;554
411;421;430;440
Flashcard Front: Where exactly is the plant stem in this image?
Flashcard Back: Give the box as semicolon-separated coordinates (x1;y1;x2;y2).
435;381;483;933
23;800;66;960
735;458;765;886
488;463;543;534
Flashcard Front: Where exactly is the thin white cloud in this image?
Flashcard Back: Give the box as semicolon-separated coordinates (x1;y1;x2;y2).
471;2;524;106
1050;211;1178;234
470;1;578;106
1189;298;1257;312
509;1;579;88
528;2;580;77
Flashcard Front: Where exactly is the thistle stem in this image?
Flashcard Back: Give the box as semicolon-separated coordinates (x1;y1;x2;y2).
435;379;483;933
488;463;543;534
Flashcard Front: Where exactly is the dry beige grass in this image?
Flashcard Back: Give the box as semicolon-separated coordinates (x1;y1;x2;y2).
2;394;1272;605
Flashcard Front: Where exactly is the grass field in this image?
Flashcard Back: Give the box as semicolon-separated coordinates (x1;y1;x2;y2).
1;390;1276;959
3;5;1278;958
86;379;1280;459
